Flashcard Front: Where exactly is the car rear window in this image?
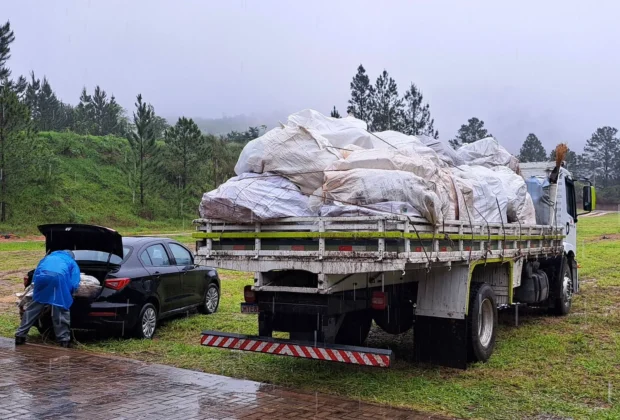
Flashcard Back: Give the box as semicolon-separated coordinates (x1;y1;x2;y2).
73;246;131;264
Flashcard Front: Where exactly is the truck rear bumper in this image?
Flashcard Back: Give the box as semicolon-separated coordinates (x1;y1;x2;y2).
200;330;392;368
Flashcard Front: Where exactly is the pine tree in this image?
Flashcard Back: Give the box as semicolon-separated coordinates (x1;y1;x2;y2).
449;117;492;149
0;21;36;221
91;86;108;135
127;94;159;207
164;117;204;191
402;83;438;138
330;106;341;118
370;70;403;131
583;126;619;187
518;133;547;162
347;64;374;124
74;87;93;134
103;95;124;135
37;77;60;131
0;21;15;81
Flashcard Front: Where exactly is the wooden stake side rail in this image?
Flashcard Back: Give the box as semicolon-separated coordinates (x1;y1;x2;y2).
192;217;565;274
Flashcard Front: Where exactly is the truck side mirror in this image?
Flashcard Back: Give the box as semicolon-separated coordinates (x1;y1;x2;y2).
583;185;596;212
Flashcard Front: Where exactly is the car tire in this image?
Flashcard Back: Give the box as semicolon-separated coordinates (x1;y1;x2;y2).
467;282;498;363
198;283;220;315
550;259;572;316
135;303;158;339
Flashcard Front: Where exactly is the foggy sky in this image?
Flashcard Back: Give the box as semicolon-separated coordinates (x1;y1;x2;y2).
4;0;620;154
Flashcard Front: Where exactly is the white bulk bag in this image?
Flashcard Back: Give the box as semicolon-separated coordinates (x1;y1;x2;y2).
234;125;342;194
322;168;443;224
199;173;315;222
456;137;520;173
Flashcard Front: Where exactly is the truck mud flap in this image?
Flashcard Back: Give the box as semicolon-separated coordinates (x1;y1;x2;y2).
200;330;392;368
414;316;467;369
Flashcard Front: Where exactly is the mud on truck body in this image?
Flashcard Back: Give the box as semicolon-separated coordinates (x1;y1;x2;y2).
193;165;595;368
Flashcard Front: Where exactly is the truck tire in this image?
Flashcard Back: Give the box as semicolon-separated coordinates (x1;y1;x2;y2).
335;310;372;346
550;259;572;316
467;283;497;363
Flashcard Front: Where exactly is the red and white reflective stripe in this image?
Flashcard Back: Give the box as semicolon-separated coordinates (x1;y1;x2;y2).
200;334;390;367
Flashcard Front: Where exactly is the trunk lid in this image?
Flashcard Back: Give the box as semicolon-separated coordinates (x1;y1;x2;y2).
38;224;124;260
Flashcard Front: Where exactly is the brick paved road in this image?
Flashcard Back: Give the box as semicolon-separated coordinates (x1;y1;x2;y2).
0;338;451;419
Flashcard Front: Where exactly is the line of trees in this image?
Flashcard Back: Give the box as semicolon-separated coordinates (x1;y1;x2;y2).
518;128;620;188
0;20;261;222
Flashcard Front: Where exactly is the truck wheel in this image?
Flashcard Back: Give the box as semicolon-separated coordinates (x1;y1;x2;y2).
467;283;497;363
550;259;572;316
335;310;372;346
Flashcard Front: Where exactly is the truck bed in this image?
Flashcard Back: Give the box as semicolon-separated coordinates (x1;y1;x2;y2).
194;215;564;278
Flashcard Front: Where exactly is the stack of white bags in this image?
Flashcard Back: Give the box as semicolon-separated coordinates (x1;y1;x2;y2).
199;109;536;225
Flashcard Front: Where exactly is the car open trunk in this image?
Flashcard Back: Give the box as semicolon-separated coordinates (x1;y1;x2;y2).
37;223;124;291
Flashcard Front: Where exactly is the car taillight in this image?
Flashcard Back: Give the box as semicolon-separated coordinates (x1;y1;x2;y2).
371;291;387;310
104;278;131;291
23;276;29;287
244;285;256;303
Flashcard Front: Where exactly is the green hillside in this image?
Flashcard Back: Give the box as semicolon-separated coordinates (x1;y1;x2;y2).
0;131;195;234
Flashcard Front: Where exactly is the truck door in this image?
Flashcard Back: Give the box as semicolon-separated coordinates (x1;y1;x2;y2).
564;177;578;254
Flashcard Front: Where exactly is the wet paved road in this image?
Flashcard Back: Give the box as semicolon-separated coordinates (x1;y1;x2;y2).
0;338;450;419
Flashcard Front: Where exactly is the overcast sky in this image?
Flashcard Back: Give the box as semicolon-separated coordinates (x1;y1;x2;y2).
5;0;620;153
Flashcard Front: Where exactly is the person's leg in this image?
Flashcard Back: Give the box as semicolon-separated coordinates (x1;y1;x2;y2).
15;300;45;343
50;305;71;345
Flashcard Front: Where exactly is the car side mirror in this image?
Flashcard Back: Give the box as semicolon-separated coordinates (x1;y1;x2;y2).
583;185;595;212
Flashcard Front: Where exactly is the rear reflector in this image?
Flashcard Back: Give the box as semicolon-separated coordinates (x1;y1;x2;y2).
88;311;117;317
200;331;392;368
371;291;386;310
232;245;245;250
244;285;256;303
104;278;130;291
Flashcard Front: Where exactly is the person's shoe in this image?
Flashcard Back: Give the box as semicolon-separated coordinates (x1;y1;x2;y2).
59;341;71;349
14;336;26;345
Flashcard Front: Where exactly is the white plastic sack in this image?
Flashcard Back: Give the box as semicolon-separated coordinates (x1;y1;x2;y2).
325;148;457;220
323;168;443;224
319;201;422;218
234;124;341;194
16;284;33;309
370;131;445;167
456;137;520;173
417;135;463;167
451;166;508;224
199;173;316;222
492;167;537;224
74;274;101;298
286;109;375;149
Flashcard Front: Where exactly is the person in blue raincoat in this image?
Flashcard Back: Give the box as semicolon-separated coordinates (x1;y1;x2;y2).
15;250;81;347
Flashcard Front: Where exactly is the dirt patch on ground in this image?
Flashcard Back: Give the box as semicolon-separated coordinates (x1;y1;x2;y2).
0;235;44;242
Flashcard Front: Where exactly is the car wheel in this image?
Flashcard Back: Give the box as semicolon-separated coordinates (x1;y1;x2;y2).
467;282;498;363
135;303;158;339
199;283;220;315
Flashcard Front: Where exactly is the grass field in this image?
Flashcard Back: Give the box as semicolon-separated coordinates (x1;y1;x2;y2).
1;216;619;419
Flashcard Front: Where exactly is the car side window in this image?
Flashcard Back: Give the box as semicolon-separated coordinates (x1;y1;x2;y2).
140;250;153;266
169;243;193;266
142;244;170;267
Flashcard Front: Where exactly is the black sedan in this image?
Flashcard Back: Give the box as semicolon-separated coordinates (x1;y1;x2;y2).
24;224;220;339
